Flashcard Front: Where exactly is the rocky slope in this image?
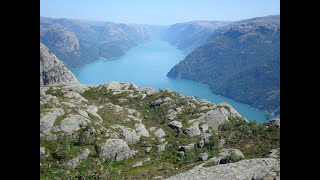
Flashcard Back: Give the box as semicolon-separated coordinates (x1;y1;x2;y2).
40;17;153;68
40;42;78;85
168;158;280;180
163;21;230;52
40;81;280;179
167;15;280;116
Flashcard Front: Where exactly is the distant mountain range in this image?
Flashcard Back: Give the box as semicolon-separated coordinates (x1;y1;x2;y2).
40;17;154;68
167;15;280;116
40;15;280;116
162;21;231;52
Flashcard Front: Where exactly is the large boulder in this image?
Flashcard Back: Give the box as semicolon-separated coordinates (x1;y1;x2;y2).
40;108;65;134
96;139;131;161
111;125;140;144
60;115;90;134
185;122;201;137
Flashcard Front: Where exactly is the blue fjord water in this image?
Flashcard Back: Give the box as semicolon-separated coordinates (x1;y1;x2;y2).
71;40;270;122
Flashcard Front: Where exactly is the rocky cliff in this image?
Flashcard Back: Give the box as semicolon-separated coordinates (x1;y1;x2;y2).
40;43;78;85
167;15;280;116
40;17;153;68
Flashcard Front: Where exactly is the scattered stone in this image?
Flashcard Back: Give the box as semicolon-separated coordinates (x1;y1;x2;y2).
145;147;152;153
268;149;279;158
40;147;46;156
154;128;166;138
132;161;143;167
149;127;157;132
157;142;167;152
199;153;209;161
135;123;150;137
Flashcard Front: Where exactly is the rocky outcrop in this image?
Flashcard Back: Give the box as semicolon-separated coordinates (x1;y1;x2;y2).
40;43;78;85
96;139;131;161
167;158;280;180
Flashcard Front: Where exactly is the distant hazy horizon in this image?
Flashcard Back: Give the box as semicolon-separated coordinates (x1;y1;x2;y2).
40;0;280;25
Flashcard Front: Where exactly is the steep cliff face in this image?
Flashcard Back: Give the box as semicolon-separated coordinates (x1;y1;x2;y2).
40;43;78;85
168;15;280;116
163;21;230;52
40;17;153;68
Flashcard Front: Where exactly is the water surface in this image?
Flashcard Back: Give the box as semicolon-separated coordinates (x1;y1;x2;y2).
72;40;271;122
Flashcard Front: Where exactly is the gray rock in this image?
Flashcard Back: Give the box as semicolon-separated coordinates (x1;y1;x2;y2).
96;139;131;161
202;133;212;143
79;148;90;160
219;138;226;148
268;149;279;158
199;153;209;161
149;127;157;132
179;143;195;152
154;128;166;138
168;121;183;132
157;142;167;152
185;122;201;137
150;99;163;108
40;147;46;156
40;108;65;134
132;161;143;167
135;123;150;137
111;125;140;144
167;158;280;180
167;111;178;120
199;124;208;133
78;110;89;118
219;148;244;160
40;43;78;86
145;147;152;153
60;115;90;134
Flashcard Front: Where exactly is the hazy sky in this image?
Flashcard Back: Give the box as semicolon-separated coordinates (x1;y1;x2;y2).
40;0;280;25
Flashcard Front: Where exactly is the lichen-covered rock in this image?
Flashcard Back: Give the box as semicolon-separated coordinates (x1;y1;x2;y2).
96;139;131;161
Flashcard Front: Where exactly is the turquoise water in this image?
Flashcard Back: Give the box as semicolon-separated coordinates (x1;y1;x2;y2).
72;40;270;122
